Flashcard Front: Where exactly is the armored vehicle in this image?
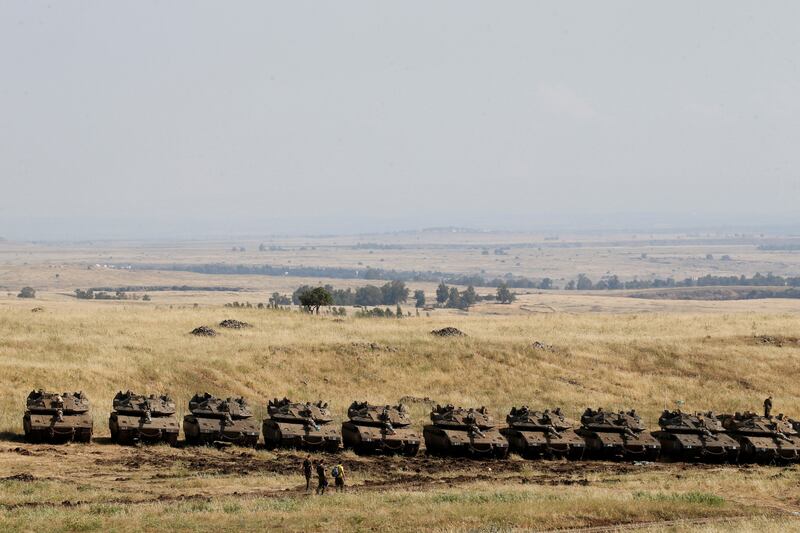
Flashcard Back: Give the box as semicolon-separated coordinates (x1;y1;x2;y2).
423;404;508;458
500;406;585;459
342;401;420;456
183;393;260;446
719;412;800;463
653;410;739;462
262;398;341;452
109;391;179;446
23;390;93;444
578;408;660;461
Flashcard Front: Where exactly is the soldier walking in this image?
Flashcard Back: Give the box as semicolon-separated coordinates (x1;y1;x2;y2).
315;461;328;495
302;455;313;491
332;462;346;492
764;396;773;418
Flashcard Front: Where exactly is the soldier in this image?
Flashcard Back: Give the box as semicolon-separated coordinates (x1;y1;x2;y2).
315;461;328;495
332;462;345;492
764;396;773;418
302;455;313;491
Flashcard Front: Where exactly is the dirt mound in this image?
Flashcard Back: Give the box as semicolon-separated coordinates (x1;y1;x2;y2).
753;335;800;347
430;327;466;337
190;326;217;337
2;473;36;482
219;319;251;329
399;395;436;406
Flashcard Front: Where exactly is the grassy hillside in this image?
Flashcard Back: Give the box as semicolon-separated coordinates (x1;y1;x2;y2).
0;301;798;434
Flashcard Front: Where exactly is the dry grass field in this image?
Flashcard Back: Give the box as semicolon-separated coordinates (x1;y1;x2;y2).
2;233;800;530
1;299;800;531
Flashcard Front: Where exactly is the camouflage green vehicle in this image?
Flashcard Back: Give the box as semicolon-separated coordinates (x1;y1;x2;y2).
423;404;508;458
183;393;260;446
23;390;93;444
342;401;420;456
653;410;739;463
262;398;341;452
500;406;585;460
578;408;660;461
719;412;800;464
109;391;179;446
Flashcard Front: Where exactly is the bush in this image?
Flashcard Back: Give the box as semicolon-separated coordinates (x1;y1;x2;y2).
17;287;36;299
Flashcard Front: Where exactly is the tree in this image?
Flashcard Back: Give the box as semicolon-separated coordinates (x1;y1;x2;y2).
381;280;409;305
539;278;553;290
142;294;151;301
298;286;333;314
565;280;576;290
496;282;515;304
447;287;461;308
414;290;426;308
355;285;383;306
17;287;36;299
461;285;477;309
396;304;402;318
436;282;449;305
576;274;593;290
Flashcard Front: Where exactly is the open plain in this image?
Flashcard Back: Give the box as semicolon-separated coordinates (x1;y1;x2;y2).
2;233;800;531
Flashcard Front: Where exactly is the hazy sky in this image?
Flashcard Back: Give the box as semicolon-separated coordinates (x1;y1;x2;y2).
1;2;799;238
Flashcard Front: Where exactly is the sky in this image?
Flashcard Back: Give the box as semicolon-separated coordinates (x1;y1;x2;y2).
1;1;799;239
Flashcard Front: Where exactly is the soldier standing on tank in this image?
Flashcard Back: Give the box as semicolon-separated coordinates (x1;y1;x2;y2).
764;396;773;418
302;455;313;491
315;461;328;495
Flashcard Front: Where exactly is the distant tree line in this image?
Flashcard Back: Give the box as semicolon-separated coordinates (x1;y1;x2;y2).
292;280;409;307
567;272;800;291
87;285;242;293
75;289;148;300
130;263;547;288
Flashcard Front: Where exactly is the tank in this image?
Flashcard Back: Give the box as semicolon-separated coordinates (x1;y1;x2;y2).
578;408;660;461
718;412;800;463
423;404;509;458
23;390;93;443
342;401;420;456
500;406;584;460
262;398;342;452
652;410;739;462
183;393;260;446
109;391;179;446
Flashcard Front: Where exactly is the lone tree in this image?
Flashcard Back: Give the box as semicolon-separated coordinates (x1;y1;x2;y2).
496;282;515;304
17;287;36;299
414;289;426;308
298;286;333;314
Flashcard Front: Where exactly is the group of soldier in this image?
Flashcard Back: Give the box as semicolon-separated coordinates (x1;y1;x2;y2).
302;455;345;495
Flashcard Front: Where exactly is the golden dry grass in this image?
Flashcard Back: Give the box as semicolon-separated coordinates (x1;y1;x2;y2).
1;302;799;432
1;300;800;531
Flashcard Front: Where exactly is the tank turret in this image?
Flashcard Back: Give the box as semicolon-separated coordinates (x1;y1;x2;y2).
109;391;179;446
183;393;260;446
577;408;660;461
652;410;739;462
423;404;508;458
23;390;93;443
718;411;800;463
342;401;420;456
262;398;341;452
500;406;584;459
